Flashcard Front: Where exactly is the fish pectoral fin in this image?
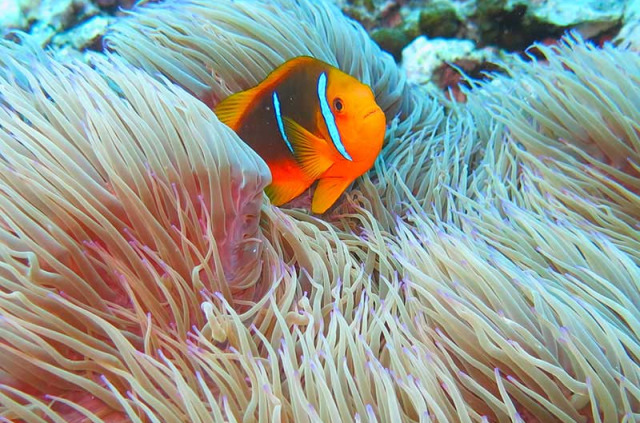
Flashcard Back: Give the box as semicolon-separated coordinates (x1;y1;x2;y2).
283;117;335;179
311;177;354;214
265;178;313;207
215;88;256;130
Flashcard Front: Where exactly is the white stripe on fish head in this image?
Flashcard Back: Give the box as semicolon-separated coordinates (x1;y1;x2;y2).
317;72;353;161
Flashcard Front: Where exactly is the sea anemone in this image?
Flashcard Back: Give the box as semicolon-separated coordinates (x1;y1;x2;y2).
0;0;639;421
0;47;273;421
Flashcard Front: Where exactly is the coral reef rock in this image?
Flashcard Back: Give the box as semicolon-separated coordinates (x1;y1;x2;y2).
0;0;29;29
402;35;504;99
523;0;624;34
336;0;629;60
51;15;112;50
617;0;640;48
467;0;625;49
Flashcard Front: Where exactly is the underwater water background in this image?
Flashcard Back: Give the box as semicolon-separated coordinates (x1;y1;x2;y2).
0;0;640;422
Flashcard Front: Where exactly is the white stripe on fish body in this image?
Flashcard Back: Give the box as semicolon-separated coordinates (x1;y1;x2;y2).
317;72;353;161
272;91;294;154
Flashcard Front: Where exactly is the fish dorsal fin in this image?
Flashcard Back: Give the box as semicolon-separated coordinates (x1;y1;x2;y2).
312;177;354;214
214;88;256;130
262;56;316;85
283;117;335;179
215;56;318;130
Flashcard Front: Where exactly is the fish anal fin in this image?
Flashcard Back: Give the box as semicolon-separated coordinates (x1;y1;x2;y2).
214;89;257;130
283;117;334;179
265;178;313;207
312;177;354;214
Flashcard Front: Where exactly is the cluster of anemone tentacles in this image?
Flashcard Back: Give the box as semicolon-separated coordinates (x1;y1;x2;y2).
0;0;639;422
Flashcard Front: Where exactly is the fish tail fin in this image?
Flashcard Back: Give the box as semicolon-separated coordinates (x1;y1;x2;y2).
311;177;354;214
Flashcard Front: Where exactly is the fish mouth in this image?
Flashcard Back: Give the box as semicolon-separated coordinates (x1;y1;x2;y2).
363;108;382;120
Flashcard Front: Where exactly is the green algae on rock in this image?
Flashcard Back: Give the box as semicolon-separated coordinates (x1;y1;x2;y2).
418;1;462;39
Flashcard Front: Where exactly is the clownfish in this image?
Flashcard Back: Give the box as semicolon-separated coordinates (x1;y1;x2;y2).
215;56;386;214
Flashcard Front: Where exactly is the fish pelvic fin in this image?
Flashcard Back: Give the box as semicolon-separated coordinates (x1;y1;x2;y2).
265;178;313;206
311;177;354;214
214;88;256;130
283;117;335;180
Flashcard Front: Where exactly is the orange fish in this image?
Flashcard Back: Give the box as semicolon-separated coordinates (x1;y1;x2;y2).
215;56;386;214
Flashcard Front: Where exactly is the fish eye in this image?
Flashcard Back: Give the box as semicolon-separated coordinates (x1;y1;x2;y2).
333;98;344;112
